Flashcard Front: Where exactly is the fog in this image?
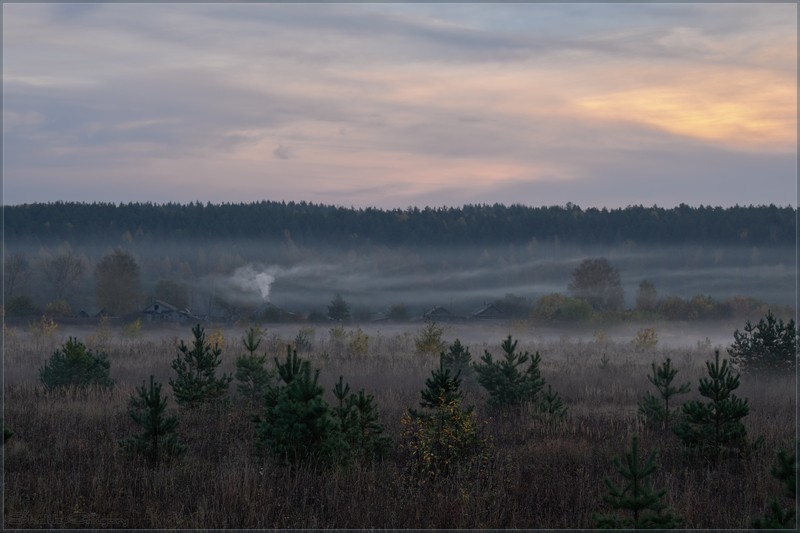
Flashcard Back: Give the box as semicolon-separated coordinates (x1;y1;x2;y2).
6;239;792;318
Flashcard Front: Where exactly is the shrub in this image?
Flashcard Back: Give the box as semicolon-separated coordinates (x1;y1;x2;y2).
727;310;797;374
472;335;545;411
39;337;114;390
347;327;370;357
5;295;39;317
29;315;58;339
44;299;72;318
414;320;445;356
294;327;314;353
170;324;232;408
632;328;658;351
328;325;348;356
120;376;185;465
531;293;593;322
122;318;143;339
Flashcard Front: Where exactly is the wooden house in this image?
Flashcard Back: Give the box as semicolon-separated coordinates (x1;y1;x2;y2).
423;305;455;322
471;303;506;320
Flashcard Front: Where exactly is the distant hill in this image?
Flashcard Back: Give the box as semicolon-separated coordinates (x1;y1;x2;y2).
3;201;795;247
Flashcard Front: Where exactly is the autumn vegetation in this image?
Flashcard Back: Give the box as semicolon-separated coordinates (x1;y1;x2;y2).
3;315;796;529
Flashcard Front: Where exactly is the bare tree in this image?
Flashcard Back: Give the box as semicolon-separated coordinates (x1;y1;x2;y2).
4;252;31;299
41;252;87;302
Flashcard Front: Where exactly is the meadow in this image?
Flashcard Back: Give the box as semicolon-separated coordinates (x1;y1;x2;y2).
3;319;795;529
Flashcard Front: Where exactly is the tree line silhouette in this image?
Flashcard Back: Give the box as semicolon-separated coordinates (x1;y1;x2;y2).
4;201;795;246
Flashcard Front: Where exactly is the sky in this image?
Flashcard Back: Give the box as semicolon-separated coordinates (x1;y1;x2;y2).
3;2;797;209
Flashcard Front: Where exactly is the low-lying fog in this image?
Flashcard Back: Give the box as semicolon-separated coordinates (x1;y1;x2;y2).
31;320;742;353
6;240;795;317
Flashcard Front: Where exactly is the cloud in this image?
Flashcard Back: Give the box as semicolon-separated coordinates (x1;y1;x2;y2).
2;3;795;208
272;144;294;160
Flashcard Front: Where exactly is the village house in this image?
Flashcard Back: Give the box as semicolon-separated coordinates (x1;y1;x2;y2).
423;305;457;322
471;303;506;320
142;300;201;323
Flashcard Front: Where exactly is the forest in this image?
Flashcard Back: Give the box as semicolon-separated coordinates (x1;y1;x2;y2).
4;201;796;247
3;202;796;324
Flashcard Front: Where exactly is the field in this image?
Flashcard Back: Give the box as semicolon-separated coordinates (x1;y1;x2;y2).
3;320;796;529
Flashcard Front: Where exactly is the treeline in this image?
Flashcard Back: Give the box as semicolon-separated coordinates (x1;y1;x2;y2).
4;201;795;246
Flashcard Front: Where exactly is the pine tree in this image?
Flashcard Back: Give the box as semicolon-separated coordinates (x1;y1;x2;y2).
255;346;343;465
328;293;351;321
441;338;472;375
235;327;273;403
332;376;391;462
638;358;690;431
538;384;568;420
418;356;464;411
401;357;488;479
593;435;682;529
728;311;797;374
472;335;545;410
673;350;753;462
752;447;797;529
170;324;232;408
120;375;185;465
39;337;114;390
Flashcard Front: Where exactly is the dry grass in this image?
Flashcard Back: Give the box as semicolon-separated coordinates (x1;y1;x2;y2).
3;321;796;528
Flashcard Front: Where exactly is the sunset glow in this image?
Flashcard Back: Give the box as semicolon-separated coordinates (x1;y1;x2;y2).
3;3;796;208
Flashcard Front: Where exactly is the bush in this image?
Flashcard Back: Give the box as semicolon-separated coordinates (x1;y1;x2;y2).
414;320;445;356
5;295;39;317
347;327;370;357
122;318;143;339
727;311;797;374
44;299;72;318
531;293;593;322
39;337;114;390
294;327;314;353
632;327;658;351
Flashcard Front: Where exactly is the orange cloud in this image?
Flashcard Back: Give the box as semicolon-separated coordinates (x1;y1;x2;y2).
575;67;796;152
